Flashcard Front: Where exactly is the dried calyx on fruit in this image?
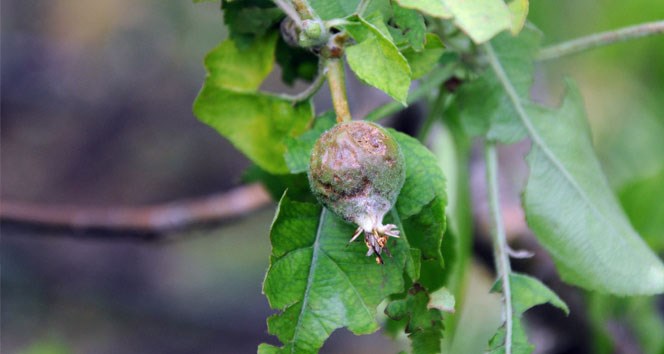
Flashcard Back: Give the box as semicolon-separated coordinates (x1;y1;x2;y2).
308;121;405;264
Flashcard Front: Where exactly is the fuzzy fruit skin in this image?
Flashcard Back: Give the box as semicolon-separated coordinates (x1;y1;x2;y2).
308;121;405;232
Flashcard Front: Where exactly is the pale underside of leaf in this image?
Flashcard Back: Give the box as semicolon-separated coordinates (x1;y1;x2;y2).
396;0;512;43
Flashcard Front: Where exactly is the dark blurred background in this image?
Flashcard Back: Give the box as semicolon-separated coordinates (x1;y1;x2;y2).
2;1;663;353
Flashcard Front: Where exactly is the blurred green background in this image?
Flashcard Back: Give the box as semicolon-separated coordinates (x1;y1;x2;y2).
1;1;663;353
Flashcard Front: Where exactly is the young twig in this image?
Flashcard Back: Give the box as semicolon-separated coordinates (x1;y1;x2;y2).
485;142;514;354
537;20;664;61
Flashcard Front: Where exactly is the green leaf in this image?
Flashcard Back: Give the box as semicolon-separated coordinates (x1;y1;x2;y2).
507;0;529;35
391;131;447;291
308;0;391;20
284;112;336;174
385;284;445;354
487;273;567;354
396;0;511;43
261;194;415;353
345;15;412;105
222;0;283;49
402;33;445;80
392;131;446;219
392;3;427;51
520;83;664;295
491;273;569;315
275;36;318;85
473;24;664;295
443;0;512;43
457;26;541;143
193;34;314;174
395;0;452;19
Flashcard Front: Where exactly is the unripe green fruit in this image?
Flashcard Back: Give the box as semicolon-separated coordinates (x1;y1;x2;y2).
308;121;405;263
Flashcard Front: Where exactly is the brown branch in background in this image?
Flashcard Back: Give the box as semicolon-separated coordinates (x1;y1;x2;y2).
0;183;272;241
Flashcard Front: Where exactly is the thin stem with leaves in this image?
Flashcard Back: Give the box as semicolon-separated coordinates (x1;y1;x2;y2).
485;141;514;354
537;20;664;61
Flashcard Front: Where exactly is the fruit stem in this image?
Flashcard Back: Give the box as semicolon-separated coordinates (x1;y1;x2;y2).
326;59;352;122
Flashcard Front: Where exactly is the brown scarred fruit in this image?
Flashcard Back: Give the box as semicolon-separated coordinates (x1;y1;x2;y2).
308;121;405;263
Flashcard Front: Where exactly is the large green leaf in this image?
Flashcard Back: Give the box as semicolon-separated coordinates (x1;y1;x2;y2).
193;34;314;174
520;83;664;294
487;273;568;354
396;0;512;43
469;23;664;295
345;15;412;105
259;195;416;354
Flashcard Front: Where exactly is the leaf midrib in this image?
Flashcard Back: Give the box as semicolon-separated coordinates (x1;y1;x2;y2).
290;208;326;353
